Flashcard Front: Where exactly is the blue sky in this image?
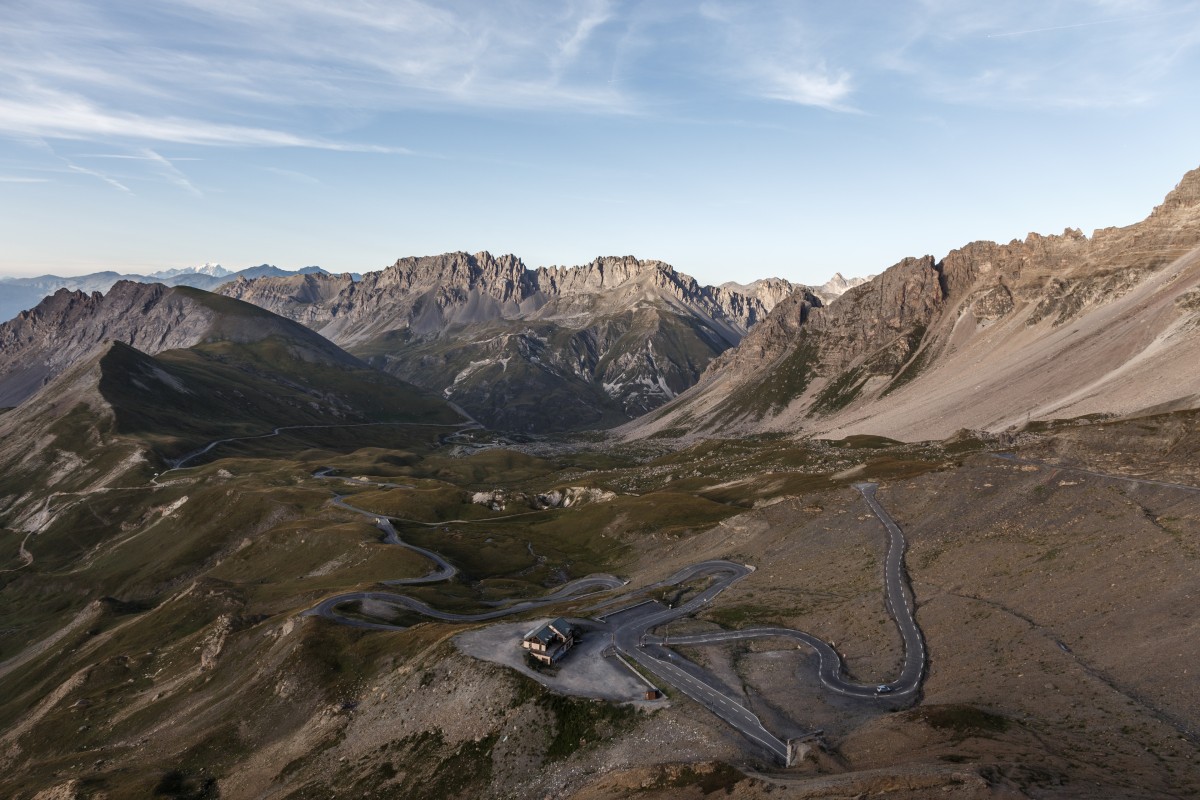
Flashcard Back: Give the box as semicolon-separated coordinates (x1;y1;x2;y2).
1;1;1199;286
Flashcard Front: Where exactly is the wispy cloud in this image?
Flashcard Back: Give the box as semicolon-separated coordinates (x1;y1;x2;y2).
142;149;201;196
0;0;643;156
67;163;131;193
0;176;49;183
262;166;322;186
691;3;860;112
554;1;612;70
757;65;856;111
1;0;1195;164
72;150;203;195
985;6;1186;38
878;1;1200;110
0;87;408;152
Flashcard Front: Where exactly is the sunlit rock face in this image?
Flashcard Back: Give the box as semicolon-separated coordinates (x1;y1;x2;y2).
219;252;807;431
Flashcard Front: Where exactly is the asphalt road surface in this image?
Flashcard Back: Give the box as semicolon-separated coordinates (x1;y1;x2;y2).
327;492;457;584
607;561;792;761
304;575;626;628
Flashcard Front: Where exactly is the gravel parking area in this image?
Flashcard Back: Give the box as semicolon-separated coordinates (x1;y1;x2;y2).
455;619;659;702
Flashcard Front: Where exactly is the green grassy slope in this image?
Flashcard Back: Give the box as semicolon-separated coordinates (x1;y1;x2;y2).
99;339;459;460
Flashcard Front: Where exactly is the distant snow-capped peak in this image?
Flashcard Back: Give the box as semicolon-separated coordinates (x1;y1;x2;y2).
148;262;231;279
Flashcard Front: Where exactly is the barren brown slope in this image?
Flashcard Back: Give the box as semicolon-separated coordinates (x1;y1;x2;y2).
820;243;1200;439
625;166;1200;441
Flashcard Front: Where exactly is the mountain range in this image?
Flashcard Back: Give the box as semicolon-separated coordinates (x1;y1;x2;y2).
3;168;1198;440
0;264;328;324
217;253;809;430
0;259;871;432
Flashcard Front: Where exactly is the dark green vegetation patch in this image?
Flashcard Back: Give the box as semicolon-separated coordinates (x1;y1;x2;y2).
810;365;870;415
915;704;1012;739
716;334;819;421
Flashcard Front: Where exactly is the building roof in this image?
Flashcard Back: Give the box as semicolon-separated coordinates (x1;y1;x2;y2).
523;618;573;645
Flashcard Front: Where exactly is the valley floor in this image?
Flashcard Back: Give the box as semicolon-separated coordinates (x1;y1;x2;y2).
1;416;1198;798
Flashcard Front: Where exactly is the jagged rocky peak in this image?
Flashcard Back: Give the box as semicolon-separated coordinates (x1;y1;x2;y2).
717;277;797;306
213;249;808;430
710;278;801;329
1152;165;1200;216
936;167;1200;328
624;163;1200;443
0;281;215;408
699;287;822;383
378;251;532;298
535;254;670;292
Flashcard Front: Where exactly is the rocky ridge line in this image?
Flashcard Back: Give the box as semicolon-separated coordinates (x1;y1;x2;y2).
629;165;1200;439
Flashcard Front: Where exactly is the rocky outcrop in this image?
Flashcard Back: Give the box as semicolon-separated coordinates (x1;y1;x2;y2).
712;278;797;328
808;256;943;374
470;486;616;512
626;165;1200;440
219;252;802;431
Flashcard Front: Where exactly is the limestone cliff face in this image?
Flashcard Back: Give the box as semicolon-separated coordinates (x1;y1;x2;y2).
219;252;801;430
626;165;1200;440
696;256;937;387
940;167;1200;328
808;256;943;374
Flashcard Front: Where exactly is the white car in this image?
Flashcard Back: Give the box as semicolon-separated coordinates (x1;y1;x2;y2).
875;684;892;694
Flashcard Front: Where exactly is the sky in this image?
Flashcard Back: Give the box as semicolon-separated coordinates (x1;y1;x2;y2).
1;1;1199;287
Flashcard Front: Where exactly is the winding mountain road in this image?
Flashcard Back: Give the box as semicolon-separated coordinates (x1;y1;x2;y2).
301;477;927;763
602;482;926;760
159;417;931;763
141;419;1200;763
303;485;623;627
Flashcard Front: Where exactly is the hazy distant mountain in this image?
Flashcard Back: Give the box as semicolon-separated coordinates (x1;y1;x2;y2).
0;264;328;324
624;165;1200;442
219;253;807;431
147;262;232;279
